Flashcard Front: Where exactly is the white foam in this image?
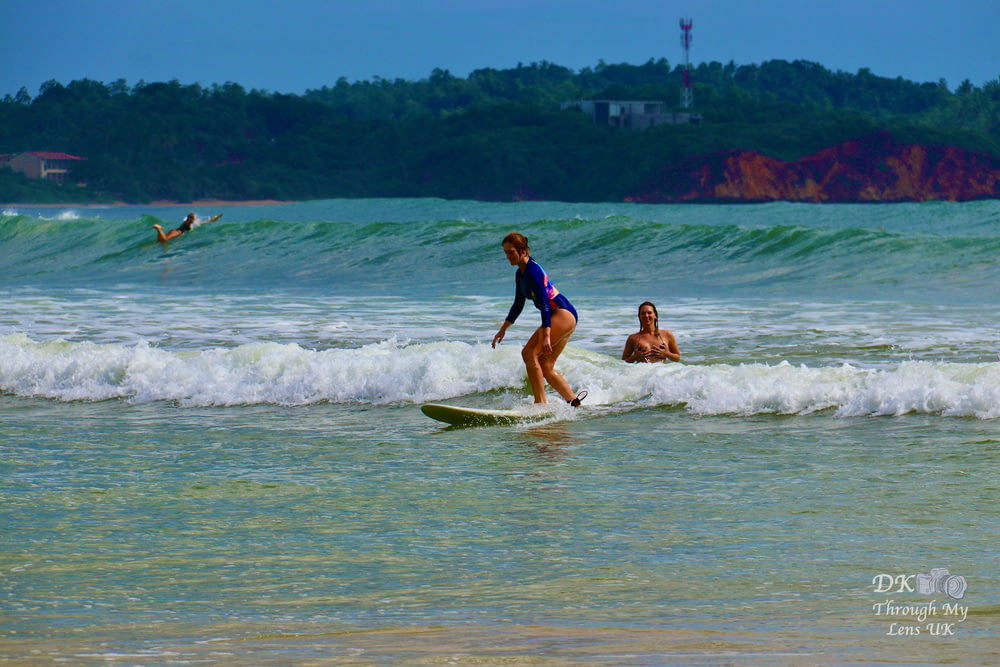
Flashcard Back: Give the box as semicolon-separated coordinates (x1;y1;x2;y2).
3;333;1000;418
835;360;1000;418
28;209;81;221
0;335;524;406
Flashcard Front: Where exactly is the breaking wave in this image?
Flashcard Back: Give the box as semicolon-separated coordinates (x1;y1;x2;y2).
4;333;999;418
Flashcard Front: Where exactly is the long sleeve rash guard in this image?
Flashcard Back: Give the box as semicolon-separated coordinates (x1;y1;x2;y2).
504;257;576;328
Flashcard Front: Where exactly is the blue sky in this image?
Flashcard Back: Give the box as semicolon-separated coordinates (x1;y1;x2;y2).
4;0;999;98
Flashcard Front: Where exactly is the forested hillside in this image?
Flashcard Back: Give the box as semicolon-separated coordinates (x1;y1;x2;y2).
2;59;998;203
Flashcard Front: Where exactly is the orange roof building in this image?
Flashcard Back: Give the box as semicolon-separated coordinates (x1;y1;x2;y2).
4;151;87;183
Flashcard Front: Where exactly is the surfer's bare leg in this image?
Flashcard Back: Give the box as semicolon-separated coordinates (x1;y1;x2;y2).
152;224;169;243
522;336;548;403
540;308;577;401
152;224;183;243
522;309;577;403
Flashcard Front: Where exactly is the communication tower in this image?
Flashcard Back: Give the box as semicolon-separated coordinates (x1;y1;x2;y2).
680;18;693;108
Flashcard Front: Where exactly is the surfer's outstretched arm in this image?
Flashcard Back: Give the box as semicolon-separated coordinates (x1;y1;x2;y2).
492;320;513;348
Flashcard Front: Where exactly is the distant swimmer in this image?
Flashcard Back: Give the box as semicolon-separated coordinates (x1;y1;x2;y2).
491;232;587;407
622;301;681;363
152;212;222;243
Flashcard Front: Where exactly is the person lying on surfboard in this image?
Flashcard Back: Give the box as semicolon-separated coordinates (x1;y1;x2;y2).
152;212;222;243
621;301;681;363
491;232;587;407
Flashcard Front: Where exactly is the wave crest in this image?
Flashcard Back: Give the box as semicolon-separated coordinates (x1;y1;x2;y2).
3;205;1000;298
4;334;1000;418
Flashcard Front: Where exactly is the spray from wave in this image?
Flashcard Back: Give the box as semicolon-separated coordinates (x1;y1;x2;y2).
3;333;999;418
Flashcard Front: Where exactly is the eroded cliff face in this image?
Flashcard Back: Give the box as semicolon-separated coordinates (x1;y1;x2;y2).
628;132;1000;203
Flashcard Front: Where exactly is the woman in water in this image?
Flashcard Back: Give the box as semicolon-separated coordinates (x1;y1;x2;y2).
622;301;681;363
492;232;586;406
152;212;222;243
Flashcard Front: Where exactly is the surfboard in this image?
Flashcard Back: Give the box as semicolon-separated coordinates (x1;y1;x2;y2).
421;403;555;426
190;213;222;229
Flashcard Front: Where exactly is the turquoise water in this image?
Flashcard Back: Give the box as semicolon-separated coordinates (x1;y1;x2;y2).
2;199;999;664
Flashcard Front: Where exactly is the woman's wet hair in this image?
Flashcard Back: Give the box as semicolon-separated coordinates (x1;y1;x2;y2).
502;232;529;254
639;301;659;333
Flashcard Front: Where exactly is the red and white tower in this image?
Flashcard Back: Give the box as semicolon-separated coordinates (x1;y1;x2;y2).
680;18;693;108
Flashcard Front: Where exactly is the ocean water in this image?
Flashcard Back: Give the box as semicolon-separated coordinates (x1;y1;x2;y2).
2;198;999;665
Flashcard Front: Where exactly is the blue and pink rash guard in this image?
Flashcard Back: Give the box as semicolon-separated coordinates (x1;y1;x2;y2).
505;258;578;327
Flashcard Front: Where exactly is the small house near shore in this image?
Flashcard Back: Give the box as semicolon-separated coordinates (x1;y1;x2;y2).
0;151;87;183
561;100;702;129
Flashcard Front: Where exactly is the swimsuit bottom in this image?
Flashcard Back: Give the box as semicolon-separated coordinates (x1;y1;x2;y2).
551;294;578;323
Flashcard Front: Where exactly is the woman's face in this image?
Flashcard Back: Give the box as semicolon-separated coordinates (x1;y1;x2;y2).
503;242;527;266
638;304;658;328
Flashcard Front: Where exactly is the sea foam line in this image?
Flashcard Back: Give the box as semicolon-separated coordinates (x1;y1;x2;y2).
0;334;522;406
2;334;1000;417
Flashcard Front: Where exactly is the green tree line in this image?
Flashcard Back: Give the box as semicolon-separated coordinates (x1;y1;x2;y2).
2;59;998;203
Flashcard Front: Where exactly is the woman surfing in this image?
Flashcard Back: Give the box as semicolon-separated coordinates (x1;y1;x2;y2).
491;232;587;406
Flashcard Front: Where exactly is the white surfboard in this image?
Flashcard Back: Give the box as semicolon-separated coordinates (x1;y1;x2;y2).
421;403;555;426
190;213;223;229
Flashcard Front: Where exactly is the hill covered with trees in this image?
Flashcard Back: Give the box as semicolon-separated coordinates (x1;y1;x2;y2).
1;58;998;203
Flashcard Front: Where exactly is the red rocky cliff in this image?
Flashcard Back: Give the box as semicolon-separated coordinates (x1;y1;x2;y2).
628;131;1000;203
